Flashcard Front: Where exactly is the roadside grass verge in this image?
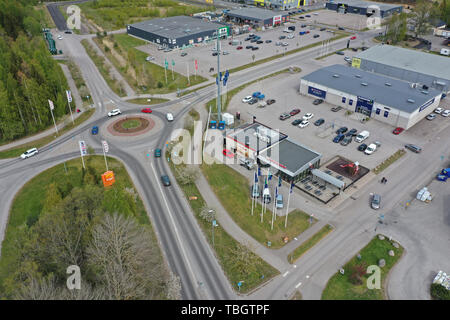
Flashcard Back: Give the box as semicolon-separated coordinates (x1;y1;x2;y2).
179;82;215;97
125;97;170;105
201;163;316;248
167;150;279;293
287;224;334;263
321;236;404;300
34;3;56;29
81;39;127;97
63;60;92;107
315;48;347;60
206;67;301;114
290;291;303;300
0;108;95;159
373;149;406;174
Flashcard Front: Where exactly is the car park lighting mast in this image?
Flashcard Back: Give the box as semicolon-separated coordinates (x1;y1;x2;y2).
285;181;294;228
251;171;258;216
216;29;222;122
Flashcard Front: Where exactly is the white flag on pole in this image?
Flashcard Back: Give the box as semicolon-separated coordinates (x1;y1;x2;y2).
102;140;109;153
66;90;72;103
79;140;87;156
48;99;54;111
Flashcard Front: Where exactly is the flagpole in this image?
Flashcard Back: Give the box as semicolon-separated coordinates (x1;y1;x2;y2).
271;187;277;230
66;91;74;125
285;183;292;229
187;62;190;85
171;62;174;80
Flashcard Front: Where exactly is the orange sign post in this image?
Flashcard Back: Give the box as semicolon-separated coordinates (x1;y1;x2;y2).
102;171;116;187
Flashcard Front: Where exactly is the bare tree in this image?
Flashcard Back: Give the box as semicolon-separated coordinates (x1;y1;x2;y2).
410;0;438;38
199;206;215;223
176;165;199;185
228;242;263;279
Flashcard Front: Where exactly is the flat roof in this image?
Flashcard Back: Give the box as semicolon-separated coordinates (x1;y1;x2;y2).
258;138;322;177
355;45;450;81
301;64;441;113
327;0;402;11
128;16;225;39
225;7;286;21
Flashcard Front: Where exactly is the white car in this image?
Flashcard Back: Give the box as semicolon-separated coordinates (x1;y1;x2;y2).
242;96;253;103
57;35;63;40
441;109;450;117
434;107;443;114
108;109;121;117
281;42;289;46
222;51;229;55
364;143;377;155
145;56;155;61
287;34;294;39
21;148;38;159
302;113;314;120
166;112;174;122
298;120;309;128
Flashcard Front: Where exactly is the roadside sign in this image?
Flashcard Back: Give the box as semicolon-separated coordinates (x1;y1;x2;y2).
164;59;169;69
66;90;72;103
212;220;217;227
48;99;54;110
195;59;198;70
79;140;87;156
172;59;175;66
102;140;109;153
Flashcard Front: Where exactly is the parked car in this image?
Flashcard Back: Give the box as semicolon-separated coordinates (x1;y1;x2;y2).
405;144;422;153
292;119;302;126
393;127;404;135
335;51;345;55
279;113;291;120
426;113;436;120
256;40;264;44
281;42;289;46
279;35;286;40
266;99;276;105
331;106;342;112
333;134;345;143
157;46;164;50
275;41;282;46
244;37;251;41
251;46;259;51
371;194;381;210
346;128;357;136
239;158;255;170
262;188;271;204
108;108;121;117
91;126;99;135
298;120;309;128
242;96;253;103
250;38;258;43
338;27;345;30
21;147;38;159
246;45;253;49
350;36;357;40
248;98;258;105
155;148;161;157
287;34;294;39
302;113;314;120
222;149;234;158
313;34;320;38
355;130;370;143
442;109;450;117
141;108;152;113
358;143;368;151
223;51;229;55
301;24;307;28
166;112;174;121
313;99;323;105
434;107;443;114
161;175;171;187
237;46;243;50
265;40;272;43
341;135;352;146
344;57;352;63
276;194;284;209
163;48;172;52
364;143;377;155
320;27;326;31
180;52;187;57
64;30;72;34
314;118;325;126
146;56;155;61
290;108;301;116
336;126;348;134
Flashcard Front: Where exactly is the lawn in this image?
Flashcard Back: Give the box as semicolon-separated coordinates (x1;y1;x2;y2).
0;108;95;159
126;97;170;105
121;119;141;129
287;224;334;263
373;149;406;174
93;33;207;94
321;236;404;300
201;163;316;248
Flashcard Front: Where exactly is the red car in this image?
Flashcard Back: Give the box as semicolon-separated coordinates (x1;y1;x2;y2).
290;108;301;116
236;46;243;50
222;149;234;158
141;108;152;113
393;127;404;135
350;36;357;40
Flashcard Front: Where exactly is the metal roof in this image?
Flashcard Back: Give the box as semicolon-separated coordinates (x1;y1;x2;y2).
225;7;286;21
311;169;345;189
355;45;450;81
327;0;402;11
301;64;441;113
128;16;225;39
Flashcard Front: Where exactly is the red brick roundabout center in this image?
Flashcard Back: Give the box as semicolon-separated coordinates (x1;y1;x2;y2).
107;115;155;136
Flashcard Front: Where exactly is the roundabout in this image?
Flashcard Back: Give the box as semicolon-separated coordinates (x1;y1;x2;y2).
107;115;156;137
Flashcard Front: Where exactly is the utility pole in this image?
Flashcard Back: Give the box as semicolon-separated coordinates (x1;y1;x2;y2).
216;29;222;122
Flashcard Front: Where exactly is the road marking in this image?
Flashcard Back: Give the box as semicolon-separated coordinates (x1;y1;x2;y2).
306;275;310;279
283;271;289;277
294;237;298;241
295;282;302;289
293;265;297;268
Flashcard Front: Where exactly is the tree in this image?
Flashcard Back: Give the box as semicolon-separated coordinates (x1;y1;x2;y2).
442;0;450;26
410;0;438;38
199;206;215;223
383;12;408;44
176;165;199;185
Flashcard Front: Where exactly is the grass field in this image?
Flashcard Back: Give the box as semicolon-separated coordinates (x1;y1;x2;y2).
201;163;316;248
321;236;404;300
93;33;207;94
0;108;95;159
287;224;334;263
373;149;406;174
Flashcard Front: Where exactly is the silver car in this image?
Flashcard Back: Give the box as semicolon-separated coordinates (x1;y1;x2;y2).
371;194;381;210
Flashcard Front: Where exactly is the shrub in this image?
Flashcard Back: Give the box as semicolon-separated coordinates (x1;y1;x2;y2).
430;283;450;300
157;81;164;88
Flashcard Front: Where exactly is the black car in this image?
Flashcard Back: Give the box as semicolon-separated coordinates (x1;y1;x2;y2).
292;119;302;126
338;27;345;30
161;175;171;186
299;16;305;19
301;24;307;28
64;29;73;34
313;34;320;38
313;99;323;105
346;128;357;136
250;38;258;43
358;143;368;151
256;40;263;44
336;127;348;134
320;27;326;31
246;45;253;49
305;15;311;17
266;99;276;105
265;40;272;43
279;35;286;40
405;144;422;153
248;98;258;105
335;51;345;55
331;106;342;112
212;52;218;56
314;118;325;126
251;46;259;51
244;37;251;41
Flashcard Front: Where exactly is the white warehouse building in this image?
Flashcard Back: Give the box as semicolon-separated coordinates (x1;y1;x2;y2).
299;64;443;130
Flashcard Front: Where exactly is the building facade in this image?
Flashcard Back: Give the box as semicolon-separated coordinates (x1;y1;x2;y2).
224;7;290;27
325;0;402;18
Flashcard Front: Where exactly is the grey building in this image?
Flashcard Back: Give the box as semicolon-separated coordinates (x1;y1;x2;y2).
224;7;290;27
354;45;450;94
300;64;443;130
126;16;230;49
325;0;402;18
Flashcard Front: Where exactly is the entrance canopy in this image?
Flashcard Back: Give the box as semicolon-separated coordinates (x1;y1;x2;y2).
311;169;345;189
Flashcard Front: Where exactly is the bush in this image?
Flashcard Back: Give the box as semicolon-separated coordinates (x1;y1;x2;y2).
157;81;164;88
430;283;450;300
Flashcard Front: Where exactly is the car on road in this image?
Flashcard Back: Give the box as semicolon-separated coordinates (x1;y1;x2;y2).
340;135;352;146
237;46;243;50
333;134;345;143
350;36;357;40
302;112;314;120
344;57;352;63
265;40;272;43
426;113;436;120
161;175;171;187
223;149;234;158
141;108;152;113
180;52;187;57
146;56;155;61
371;194;381;210
256;40;264;44
336;126;348;134
364;143;377;155
338;27;345;30
20;147;38;159
405;144;422;153
242;96;253;103
313;99;323;105
314;118;325;126
108;109;121;117
57;35;63;40
166;112;174;122
393;127;404;135
434;107;443;114
155;148;161;157
64;30;72;34
266;99;276;105
281;42;289;46
358;143;368;151
346;128;357;136
320;27;326;31
292;119;302;126
223;51;229;55
246;45;253;49
91;126;99;135
335;51;345;55
331;106;342;112
279;113;291;120
313;34;320;38
290;108;301;116
298;120;309;128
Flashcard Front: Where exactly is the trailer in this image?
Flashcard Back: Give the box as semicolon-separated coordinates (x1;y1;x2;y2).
416;187;432;202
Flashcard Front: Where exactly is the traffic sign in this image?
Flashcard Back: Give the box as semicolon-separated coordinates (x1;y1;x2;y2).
66;90;72;103
79;140;87;156
102;140;109;153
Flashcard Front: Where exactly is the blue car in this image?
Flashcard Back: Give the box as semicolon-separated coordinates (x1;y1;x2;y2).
91;126;99;135
333;133;345;143
252;91;262;98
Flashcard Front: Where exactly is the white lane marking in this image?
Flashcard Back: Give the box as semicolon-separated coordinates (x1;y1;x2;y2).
293;265;297;268
150;162;201;292
306;275;310;279
283;271;289;277
294;237;298;241
295;282;302;289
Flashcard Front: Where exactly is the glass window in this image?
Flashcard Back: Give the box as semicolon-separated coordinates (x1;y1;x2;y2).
384;111;389;118
376;108;380;115
342;97;346;103
349;99;353;105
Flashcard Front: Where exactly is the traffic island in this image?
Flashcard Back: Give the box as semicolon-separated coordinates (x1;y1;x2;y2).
107;116;155;137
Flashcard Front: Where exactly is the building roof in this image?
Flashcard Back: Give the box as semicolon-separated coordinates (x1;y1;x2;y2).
327;0;402;11
301;64;441;113
128;16;225;39
311;169;345;189
355;45;450;81
225;7;286;21
258;138;322;177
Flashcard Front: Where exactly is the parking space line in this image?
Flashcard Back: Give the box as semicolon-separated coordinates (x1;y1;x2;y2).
295;282;302;289
283;271;289;277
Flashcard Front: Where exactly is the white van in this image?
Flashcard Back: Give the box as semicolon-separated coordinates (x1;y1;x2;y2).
166;113;174;122
355;130;369;143
440;48;450;56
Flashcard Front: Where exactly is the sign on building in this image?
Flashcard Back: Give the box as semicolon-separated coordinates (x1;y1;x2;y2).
352;57;361;68
308;86;327;98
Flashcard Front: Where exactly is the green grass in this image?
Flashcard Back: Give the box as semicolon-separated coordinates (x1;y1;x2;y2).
0;108;95;159
121;119;141;129
201;163;316;248
34;3;56;29
321;236;404;300
373;149;406;174
290;291;303;300
93;34;207;94
287;225;334;263
125;97;170;105
0;156;154;291
63;60;92;107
